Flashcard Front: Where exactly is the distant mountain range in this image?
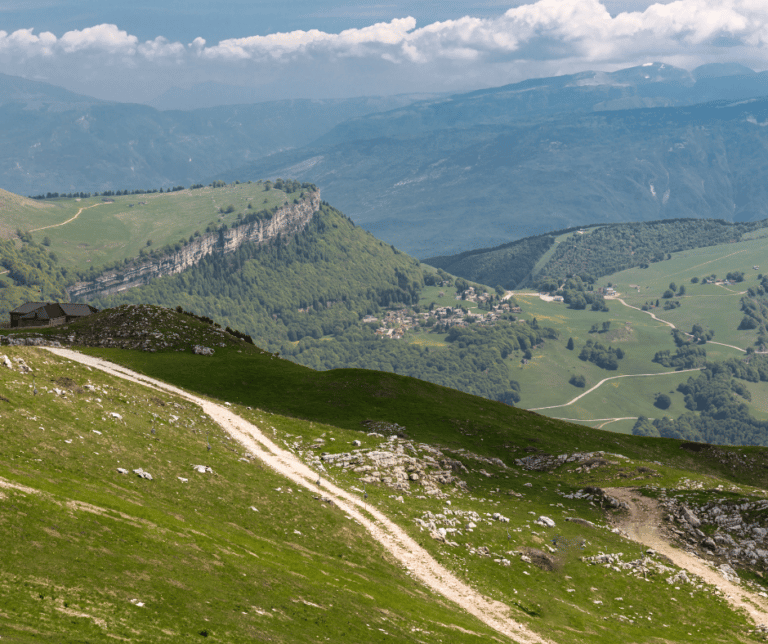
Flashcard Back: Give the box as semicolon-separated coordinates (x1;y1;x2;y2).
0;73;435;196
219;63;768;256
8;62;768;257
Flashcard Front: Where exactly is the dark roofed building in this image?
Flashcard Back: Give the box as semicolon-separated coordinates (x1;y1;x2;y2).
10;302;98;328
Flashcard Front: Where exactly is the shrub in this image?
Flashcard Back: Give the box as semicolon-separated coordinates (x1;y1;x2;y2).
569;374;586;388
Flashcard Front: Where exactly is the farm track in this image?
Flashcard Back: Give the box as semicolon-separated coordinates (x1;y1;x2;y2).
528;369;703;412
29;203;103;232
44;347;553;644
617;297;748;353
606;487;768;628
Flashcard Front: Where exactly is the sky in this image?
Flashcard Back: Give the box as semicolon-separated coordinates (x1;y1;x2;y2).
2;0;767;104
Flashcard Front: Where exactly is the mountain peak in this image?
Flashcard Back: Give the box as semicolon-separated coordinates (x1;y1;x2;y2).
693;62;757;79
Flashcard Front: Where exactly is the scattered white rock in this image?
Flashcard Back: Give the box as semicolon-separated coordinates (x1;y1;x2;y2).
535;516;556;528
177;477;188;483
92;430;102;435
109;413;122;421
0;355;12;369
117;468;128;474
192;465;213;473
193;345;215;356
133;468;153;480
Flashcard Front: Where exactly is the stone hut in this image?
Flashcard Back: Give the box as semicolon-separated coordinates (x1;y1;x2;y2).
9;302;98;328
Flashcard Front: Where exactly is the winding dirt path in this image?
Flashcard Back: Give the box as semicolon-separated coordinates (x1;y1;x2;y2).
617;297;748;353
528;368;702;411
29;202;103;232
605;487;768;627
44;347;551;644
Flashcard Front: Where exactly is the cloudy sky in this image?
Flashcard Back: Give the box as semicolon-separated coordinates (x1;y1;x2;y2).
2;0;766;104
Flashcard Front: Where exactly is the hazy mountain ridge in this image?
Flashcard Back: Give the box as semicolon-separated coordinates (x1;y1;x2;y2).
229;93;768;257
0;75;435;196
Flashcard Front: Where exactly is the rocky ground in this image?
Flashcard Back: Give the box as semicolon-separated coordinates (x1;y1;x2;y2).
1;304;256;354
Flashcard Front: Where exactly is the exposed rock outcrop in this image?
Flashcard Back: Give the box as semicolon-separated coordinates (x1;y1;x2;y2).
67;191;321;301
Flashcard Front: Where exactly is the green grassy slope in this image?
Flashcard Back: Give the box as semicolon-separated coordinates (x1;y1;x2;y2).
17;183;290;273
6;309;768;642
0;346;500;643
65;336;768;642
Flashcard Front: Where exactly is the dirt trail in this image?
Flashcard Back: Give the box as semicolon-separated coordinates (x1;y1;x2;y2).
29;202;102;232
605;487;768;627
617;297;747;353
528;368;702;411
44;347;551;644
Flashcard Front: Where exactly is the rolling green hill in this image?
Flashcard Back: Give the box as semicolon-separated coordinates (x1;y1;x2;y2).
4;308;768;642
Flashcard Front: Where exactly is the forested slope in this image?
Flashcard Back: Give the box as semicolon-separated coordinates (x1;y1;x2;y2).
429;218;768;289
91;204;424;348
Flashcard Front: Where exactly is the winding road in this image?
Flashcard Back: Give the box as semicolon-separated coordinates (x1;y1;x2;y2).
528;368;702;412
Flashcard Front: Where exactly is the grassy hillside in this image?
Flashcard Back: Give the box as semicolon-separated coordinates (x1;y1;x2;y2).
0;345;503;643
5;308;768;641
7;308;768;641
12;182;291;273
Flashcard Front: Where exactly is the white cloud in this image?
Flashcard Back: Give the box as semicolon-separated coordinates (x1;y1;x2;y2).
58;24;138;55
4;2;768;102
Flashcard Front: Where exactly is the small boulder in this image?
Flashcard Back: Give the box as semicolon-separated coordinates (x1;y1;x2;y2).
535;516;556;528
681;506;701;528
133;468;153;480
192;345;215;356
117;467;128;474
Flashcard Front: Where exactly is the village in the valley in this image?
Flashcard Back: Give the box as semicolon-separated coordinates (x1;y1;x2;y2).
364;285;522;339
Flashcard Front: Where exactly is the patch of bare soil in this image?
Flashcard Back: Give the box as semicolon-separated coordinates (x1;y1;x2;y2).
605;487;768;627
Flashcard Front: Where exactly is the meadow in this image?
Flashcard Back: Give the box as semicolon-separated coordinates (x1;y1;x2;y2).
9;183;290;273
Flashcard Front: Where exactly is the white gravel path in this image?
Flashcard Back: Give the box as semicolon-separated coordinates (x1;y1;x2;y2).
46;347;551;644
606;487;768;628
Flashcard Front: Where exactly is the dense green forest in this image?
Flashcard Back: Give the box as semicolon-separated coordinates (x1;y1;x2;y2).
652;345;707;369
578;339;624;370
425;235;554;293
0;235;70;318
739;274;768;349
430;218;768;289
284;319;554;401
537;219;766;284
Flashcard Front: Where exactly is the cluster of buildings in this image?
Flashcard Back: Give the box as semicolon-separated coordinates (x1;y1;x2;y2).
365;295;519;340
9;302;97;328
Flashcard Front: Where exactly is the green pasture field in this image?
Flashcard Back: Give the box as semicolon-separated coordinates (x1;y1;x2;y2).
13;183;290;273
602;235;768;348
0;189;82;238
511;292;681;409
537;369;700;423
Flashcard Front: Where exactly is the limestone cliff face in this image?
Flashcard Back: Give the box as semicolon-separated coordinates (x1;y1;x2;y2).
67;192;321;301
